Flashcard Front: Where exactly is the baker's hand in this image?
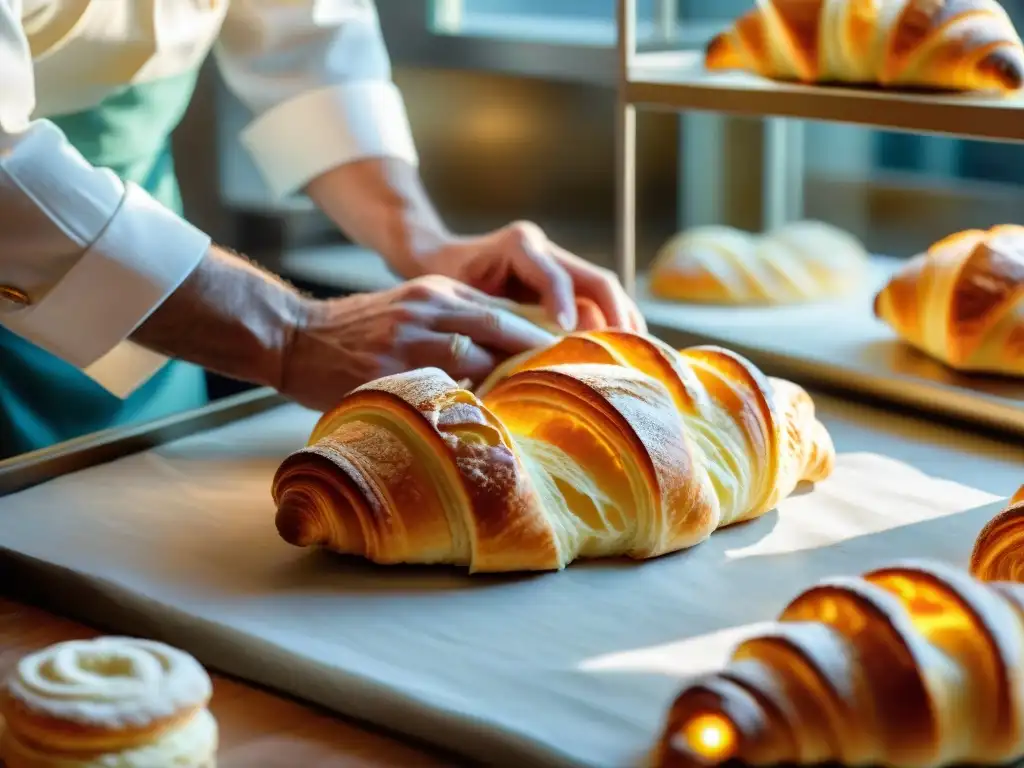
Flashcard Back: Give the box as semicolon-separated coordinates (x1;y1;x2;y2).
278;275;555;413
416;221;646;334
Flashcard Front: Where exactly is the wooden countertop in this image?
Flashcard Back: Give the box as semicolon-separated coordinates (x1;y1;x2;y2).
0;597;460;767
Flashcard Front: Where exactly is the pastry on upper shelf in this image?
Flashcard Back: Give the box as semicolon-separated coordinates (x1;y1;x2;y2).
0;636;218;768
648;220;869;305
873;225;1024;376
272;330;835;573
656;560;1024;768
970;485;1024;581
705;0;1024;94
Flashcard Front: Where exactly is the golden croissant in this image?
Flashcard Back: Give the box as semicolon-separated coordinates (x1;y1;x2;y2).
648;220;869;305
874;225;1024;376
271;330;835;572
657;560;1024;768
970;485;1024;581
706;0;1024;93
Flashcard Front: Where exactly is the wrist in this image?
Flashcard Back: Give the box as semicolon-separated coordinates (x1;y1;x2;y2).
132;246;304;390
305;158;453;279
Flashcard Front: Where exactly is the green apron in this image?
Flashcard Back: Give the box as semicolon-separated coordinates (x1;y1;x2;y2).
0;72;209;460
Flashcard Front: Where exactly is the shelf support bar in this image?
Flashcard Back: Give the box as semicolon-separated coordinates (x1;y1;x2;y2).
762;118;805;230
616;0;638;297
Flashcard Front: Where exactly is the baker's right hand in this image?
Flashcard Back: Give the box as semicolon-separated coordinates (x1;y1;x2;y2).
279;275;556;413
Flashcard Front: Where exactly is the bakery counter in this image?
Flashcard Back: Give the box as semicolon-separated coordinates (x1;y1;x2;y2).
0;379;1019;767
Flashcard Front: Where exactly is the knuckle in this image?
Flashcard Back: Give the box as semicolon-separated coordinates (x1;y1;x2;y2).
482;310;504;334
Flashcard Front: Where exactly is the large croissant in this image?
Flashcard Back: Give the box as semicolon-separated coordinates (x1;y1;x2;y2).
873;225;1024;376
657;560;1024;768
706;0;1024;93
648;220;869;305
271;331;835;572
970;485;1024;581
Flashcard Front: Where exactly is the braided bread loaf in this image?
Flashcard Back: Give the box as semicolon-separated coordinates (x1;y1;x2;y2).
657;560;1024;768
874;225;1024;376
971;485;1024;582
648;220;869;305
706;0;1024;93
271;330;835;572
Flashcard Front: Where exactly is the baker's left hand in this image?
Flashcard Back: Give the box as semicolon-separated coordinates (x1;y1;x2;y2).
415;221;646;334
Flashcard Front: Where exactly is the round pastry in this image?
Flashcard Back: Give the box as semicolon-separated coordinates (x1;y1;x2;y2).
0;636;218;768
971;485;1024;582
648;220;869;305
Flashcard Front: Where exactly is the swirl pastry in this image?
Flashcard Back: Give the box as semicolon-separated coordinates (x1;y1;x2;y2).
648;220;869;305
272;330;835;572
656;560;1024;768
705;0;1024;94
874;225;1024;376
971;485;1024;582
0;636;217;768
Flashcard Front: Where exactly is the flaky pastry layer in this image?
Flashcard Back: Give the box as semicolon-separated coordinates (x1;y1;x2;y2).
657;560;1024;768
649;220;868;305
705;0;1024;93
874;225;1024;376
273;330;835;572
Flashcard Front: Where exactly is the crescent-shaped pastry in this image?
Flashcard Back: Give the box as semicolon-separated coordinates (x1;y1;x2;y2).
0;637;218;768
648;220;869;305
705;0;1024;94
272;330;835;572
657;560;1024;768
971;485;1024;582
874;225;1024;376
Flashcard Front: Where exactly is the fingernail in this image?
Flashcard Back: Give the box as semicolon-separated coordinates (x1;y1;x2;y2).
558;312;574;331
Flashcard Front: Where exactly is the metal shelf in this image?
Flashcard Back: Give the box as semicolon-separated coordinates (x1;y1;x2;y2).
626;50;1024;143
612;0;1024;437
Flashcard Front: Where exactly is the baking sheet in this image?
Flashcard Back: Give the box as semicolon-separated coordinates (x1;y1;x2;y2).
0;396;1016;768
638;256;1024;419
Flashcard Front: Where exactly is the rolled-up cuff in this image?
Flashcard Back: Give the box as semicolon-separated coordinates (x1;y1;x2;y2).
1;182;210;380
240;81;419;200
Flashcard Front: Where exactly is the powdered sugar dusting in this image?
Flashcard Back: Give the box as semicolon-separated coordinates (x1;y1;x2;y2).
6;637;211;728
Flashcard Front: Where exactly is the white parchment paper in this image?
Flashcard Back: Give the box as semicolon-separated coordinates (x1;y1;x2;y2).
0;395;1015;768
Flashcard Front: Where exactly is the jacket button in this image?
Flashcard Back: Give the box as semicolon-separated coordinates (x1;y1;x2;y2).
0;286;31;308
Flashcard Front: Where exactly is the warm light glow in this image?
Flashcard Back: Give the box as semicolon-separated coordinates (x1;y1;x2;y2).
681;713;738;761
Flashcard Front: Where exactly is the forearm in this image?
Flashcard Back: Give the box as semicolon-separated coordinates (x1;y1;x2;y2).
130;246;304;389
305;158;451;278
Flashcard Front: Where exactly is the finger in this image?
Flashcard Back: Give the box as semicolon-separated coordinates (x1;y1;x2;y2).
629;303;648;334
432;300;555;355
557;249;633;330
574;297;609;332
501;223;577;331
401;326;498;382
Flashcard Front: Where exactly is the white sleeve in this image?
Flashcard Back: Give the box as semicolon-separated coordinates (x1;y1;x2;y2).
215;0;419;200
0;0;212;396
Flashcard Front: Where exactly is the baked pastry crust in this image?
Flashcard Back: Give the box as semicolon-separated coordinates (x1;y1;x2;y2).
706;0;1024;93
272;330;835;572
0;637;217;768
648;221;869;305
874;225;1024;376
656;560;1024;767
971;485;1024;582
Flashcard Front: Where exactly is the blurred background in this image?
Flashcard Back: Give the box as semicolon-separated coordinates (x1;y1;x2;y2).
174;0;1024;297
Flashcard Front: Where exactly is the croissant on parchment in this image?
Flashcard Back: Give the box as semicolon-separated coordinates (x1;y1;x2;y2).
706;0;1024;93
873;225;1024;376
656;560;1024;768
271;331;835;572
648;220;869;305
970;485;1024;581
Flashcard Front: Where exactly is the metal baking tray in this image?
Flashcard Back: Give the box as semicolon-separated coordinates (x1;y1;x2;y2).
0;388;286;497
639;255;1024;441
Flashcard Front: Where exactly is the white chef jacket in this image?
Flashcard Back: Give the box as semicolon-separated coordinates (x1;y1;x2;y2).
0;0;418;397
